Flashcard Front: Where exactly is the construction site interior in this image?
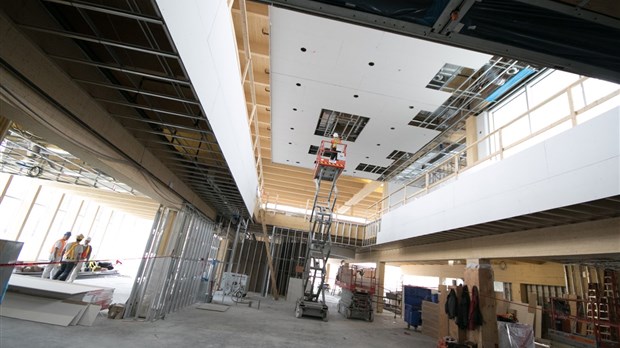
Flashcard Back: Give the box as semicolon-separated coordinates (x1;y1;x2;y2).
0;1;619;348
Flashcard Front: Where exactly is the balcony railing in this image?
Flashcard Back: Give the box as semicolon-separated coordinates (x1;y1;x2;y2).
367;76;620;224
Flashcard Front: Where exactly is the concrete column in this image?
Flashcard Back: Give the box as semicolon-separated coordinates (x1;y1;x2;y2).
463;258;498;347
376;261;385;313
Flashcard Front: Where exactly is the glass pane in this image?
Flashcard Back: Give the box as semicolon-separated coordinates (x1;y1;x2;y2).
0;196;22;240
528;70;580;107
17;204;48;260
582;78;620;104
492;92;528;130
530;94;570;133
500;116;530;149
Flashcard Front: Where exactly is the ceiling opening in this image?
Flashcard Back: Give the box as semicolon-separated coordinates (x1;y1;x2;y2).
355;163;387;175
314;108;369;141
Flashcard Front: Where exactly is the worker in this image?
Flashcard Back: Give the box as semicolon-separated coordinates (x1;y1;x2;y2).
66;236;93;283
329;133;341;160
53;234;85;281
41;231;71;279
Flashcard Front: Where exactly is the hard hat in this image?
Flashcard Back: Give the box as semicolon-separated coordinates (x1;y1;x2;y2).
85;236;91;241
76;234;85;240
64;231;72;237
333;133;339;138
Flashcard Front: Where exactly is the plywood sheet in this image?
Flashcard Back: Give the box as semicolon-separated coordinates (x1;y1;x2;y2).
0;292;86;326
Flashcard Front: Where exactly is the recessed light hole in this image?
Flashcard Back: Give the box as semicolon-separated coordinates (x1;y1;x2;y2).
296;83;301;87
353;94;359;98
368;62;375;66
300;47;306;52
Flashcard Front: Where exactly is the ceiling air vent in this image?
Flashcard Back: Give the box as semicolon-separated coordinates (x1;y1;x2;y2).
355;163;387;175
314;108;369;142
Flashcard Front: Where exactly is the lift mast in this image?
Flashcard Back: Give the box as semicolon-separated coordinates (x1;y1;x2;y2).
295;140;346;321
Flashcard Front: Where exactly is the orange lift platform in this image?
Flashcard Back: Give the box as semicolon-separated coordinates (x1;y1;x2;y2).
313;140;347;182
295;140;347;321
336;264;376;321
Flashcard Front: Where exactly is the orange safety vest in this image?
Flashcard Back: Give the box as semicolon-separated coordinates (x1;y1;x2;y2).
51;239;67;259
330;138;341;150
81;245;92;260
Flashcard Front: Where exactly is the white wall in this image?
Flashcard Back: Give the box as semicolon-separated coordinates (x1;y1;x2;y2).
378;106;620;244
156;0;258;215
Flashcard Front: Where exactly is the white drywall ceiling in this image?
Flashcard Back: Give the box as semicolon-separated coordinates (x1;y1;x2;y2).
270;7;492;180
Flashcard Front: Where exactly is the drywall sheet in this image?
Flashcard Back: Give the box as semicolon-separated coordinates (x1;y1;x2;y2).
8;274;108;296
196;303;229;312
0;292;86;326
286;278;303;303
8;274;114;309
77;304;102;326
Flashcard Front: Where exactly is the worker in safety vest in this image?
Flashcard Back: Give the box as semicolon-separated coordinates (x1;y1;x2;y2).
329;133;341;160
41;231;71;279
53;234;85;281
66;236;93;283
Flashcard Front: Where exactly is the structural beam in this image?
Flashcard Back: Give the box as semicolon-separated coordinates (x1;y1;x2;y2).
337;181;382;214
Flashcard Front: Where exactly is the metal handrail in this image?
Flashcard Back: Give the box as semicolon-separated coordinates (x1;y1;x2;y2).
366;77;620;222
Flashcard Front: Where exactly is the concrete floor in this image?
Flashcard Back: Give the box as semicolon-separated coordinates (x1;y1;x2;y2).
0;275;437;348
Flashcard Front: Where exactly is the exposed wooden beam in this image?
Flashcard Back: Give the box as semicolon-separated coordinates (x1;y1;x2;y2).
337;181;383;214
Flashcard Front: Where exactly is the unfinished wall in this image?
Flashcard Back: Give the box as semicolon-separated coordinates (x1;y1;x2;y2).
399;261;566;303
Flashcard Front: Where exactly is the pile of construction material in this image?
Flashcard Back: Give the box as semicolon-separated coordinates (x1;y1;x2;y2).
0;274;114;326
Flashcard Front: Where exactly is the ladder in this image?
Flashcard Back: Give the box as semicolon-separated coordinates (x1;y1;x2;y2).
602;269;619;342
295;140;346;321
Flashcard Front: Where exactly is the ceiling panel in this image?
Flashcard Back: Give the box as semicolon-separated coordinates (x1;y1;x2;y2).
269;6;492;180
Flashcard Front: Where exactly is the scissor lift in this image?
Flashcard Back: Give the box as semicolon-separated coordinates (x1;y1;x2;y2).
295;140;346;321
336;265;376;322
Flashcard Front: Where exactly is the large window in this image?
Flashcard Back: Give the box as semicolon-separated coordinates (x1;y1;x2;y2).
0;173;156;264
487;70;620;158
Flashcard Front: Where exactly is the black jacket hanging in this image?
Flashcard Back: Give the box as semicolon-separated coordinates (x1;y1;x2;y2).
445;288;458;319
468;285;483;330
456;285;470;330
